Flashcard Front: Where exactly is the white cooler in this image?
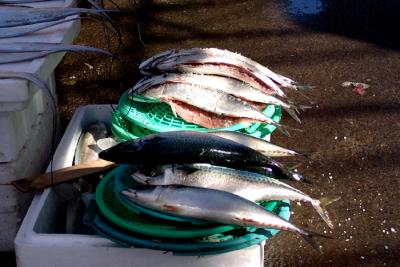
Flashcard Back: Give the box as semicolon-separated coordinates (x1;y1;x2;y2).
15;105;265;267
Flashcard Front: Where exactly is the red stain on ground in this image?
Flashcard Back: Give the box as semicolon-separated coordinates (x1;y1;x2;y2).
352;84;367;95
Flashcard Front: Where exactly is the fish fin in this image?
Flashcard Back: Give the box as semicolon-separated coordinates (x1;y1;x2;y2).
170;103;178;117
88;144;103;154
320;196;341;207
312;196;340;229
278;127;291;137
130;172;151;185
301;229;333;253
298;104;313;110
276;122;304;134
283;107;302;124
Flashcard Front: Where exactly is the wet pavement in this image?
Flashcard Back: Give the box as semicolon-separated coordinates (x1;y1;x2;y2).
55;0;400;266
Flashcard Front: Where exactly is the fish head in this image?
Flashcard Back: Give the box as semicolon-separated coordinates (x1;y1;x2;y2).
139;49;176;74
121;186;162;204
98;139;141;163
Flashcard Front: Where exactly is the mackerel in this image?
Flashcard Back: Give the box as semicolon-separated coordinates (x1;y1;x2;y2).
132;73;302;123
122;185;330;251
99;131;301;180
153;48;298;88
131;164;337;228
139;49;288;96
140;82;282;127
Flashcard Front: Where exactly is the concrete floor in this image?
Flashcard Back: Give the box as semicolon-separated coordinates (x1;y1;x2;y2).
55;0;400;266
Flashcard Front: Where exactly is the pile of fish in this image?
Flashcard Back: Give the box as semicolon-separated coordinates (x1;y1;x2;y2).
128;48;310;131
99;131;338;251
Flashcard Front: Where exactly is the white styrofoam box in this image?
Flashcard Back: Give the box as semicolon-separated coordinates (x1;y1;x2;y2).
0;74;56;163
0;93;55;183
0;100;55;250
15;105;265;267
0;185;34;251
0;0;81;161
0;210;20;251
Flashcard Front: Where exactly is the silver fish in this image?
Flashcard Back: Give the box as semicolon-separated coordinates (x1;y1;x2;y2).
97;137;119;151
0;0;55;3
209;131;301;157
131;73;301;123
74;122;109;165
0;42;112;54
139;51;285;96
0;7;112;28
163;48;298;89
131;164;336;229
0;44;111;64
0;18;80;39
140;82;282;127
122;185;330;250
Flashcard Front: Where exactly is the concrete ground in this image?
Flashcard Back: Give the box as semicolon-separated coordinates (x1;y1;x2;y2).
54;0;399;266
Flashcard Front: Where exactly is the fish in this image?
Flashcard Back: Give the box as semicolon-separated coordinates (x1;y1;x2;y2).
0;44;112;64
122;185;331;251
166;100;263;129
136;81;293;129
0;42;112;54
139;50;285;96
96;137;119;151
131;164;337;228
139;48;309;96
0;18;80;39
98;131;302;180
208;131;301;157
0;0;56;3
74;122;109;165
131;73;302;123
0;18;81;38
161;48;299;89
0;7;115;28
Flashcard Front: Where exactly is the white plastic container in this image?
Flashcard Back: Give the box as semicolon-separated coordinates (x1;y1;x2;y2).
15;105;265;267
0;0;79;162
0;0;80;250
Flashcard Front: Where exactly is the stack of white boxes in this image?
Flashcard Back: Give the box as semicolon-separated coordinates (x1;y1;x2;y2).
0;0;80;250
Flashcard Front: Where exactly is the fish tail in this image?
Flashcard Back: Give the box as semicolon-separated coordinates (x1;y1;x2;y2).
276;122;304;134
312;196;341;229
283;107;302;124
285;162;302;171
278;127;291;137
301;229;333;253
292;150;317;158
294;85;316;91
